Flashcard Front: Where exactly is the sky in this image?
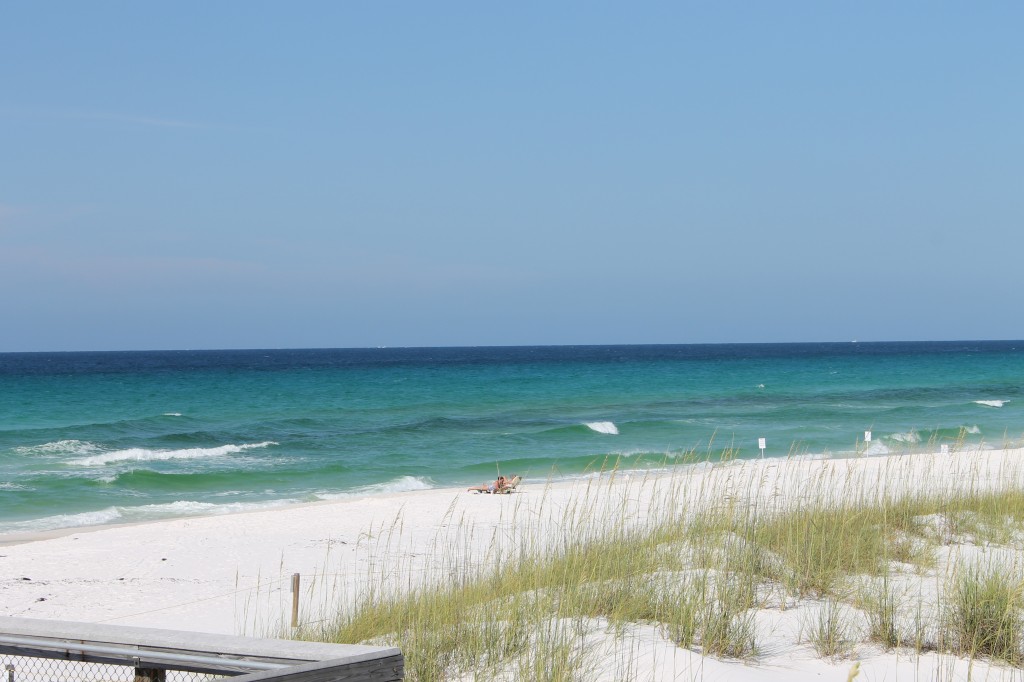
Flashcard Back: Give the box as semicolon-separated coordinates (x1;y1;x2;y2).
1;3;1022;351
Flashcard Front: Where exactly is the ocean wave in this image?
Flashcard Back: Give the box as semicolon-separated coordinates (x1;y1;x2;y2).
0;482;31;491
887;430;921;444
607;448;659;459
585;421;619;435
163;412;183;417
604;449;718;466
965;425;981;434
0;498;299;534
126;499;297;519
865;442;891;456
14;440;100;456
68;441;277;467
315;475;435;500
0;506;124;534
974;400;1009;408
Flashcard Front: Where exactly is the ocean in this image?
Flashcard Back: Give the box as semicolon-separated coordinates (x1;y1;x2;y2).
1;342;1022;535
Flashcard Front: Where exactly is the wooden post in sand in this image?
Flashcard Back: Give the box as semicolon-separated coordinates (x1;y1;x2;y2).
290;573;300;628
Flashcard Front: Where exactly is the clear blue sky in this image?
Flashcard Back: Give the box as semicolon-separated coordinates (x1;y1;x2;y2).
2;3;1021;351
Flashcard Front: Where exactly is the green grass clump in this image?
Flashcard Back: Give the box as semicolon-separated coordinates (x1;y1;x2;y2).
515;618;587;682
945;565;1024;664
940;489;1024;546
755;506;889;596
863;580;900;649
698;572;758;658
693;498;937;599
807;600;854;659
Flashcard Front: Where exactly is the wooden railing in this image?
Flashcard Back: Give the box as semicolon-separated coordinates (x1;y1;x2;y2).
0;617;402;682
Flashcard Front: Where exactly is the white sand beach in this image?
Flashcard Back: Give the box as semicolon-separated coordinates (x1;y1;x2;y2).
4;448;1024;681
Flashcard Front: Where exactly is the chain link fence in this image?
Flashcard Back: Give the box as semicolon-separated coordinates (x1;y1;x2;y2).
0;618;403;682
0;617;401;682
2;656;222;682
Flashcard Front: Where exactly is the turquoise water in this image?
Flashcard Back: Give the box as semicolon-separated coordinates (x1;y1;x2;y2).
1;342;1022;534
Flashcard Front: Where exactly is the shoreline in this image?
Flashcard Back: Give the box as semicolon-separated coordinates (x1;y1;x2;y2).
0;442;990;545
4;447;1024;681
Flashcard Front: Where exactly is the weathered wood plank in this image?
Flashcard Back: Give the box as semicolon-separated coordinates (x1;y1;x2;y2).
0;617;397;663
0;617;403;680
228;655;404;682
0;640;278;674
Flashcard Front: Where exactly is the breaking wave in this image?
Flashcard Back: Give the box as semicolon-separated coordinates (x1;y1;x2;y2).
0;482;29;491
126;499;297;519
888;430;921;444
974;400;1008;408
865;442;891;456
585;421;619;435
0;506;123;534
68;442;277;467
315;475;435;500
15;440;100;456
0;498;299;534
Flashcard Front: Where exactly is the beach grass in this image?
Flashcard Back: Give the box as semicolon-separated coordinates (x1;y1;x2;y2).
296;450;1024;680
805;599;855;659
944;564;1024;664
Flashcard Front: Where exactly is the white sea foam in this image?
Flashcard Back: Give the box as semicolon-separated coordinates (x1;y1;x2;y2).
607;449;656;459
316;475;435;500
0;506;124;534
360;475;434;494
163;412;183;417
889;430;921;444
126;499;297;519
0;482;30;491
974;400;1008;408
15;440;100;456
585;421;619;435
865;442;891;456
68;441;277;467
0;498;301;534
965;425;981;434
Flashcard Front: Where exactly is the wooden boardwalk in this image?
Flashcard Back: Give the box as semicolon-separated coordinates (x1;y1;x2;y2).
0;616;402;682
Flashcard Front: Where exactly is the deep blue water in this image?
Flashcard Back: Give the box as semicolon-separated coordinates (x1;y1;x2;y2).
1;342;1022;534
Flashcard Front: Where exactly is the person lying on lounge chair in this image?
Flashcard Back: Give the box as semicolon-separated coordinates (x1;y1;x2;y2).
467;475;506;494
497;475;521;493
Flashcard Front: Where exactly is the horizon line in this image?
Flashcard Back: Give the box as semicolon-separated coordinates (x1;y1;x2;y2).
2;339;1022;355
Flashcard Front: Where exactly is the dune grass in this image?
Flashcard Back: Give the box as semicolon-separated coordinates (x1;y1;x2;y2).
806;599;855;659
945;565;1024;664
296;451;1024;680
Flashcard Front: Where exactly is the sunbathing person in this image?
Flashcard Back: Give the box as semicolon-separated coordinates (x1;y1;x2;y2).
467;475;505;493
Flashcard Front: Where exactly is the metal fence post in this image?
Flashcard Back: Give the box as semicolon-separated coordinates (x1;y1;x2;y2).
133;667;165;682
133;656;165;682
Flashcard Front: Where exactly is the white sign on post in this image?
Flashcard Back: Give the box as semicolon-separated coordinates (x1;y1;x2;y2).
758;437;766;457
864;431;872;443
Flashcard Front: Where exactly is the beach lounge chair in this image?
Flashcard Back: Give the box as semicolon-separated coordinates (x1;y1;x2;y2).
497;475;521;494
